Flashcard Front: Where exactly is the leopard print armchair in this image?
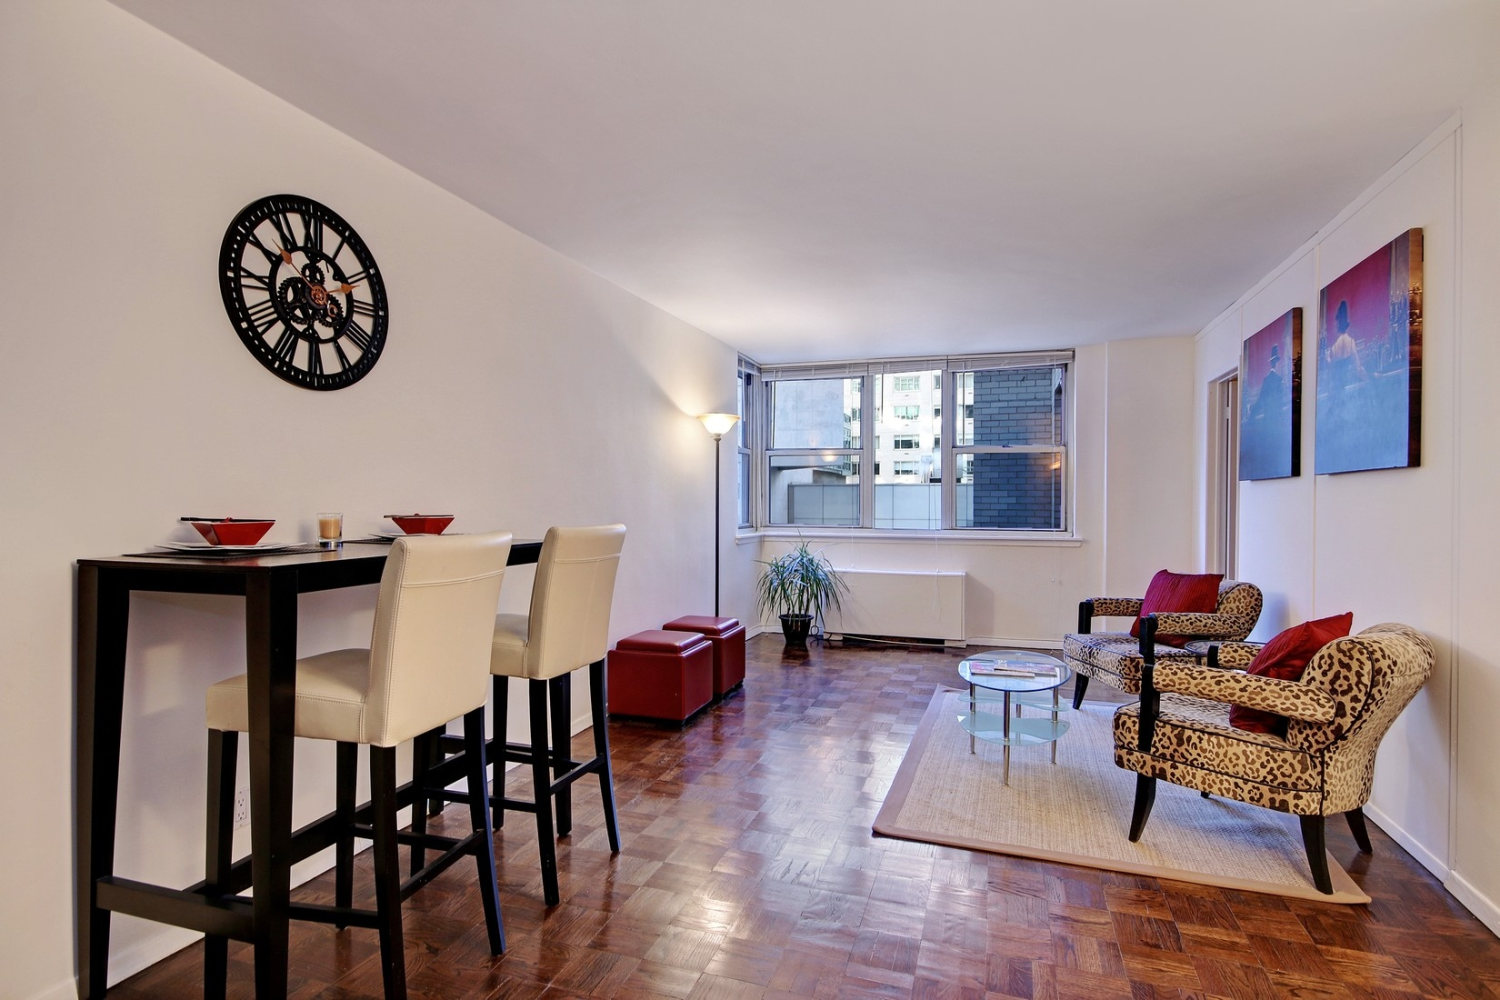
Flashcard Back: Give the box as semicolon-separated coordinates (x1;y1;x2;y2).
1112;621;1434;894
1062;579;1262;708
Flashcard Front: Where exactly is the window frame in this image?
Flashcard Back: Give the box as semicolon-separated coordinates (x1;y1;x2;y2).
754;351;1073;534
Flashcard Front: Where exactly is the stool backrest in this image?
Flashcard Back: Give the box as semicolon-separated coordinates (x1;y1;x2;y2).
366;531;513;746
526;524;626;680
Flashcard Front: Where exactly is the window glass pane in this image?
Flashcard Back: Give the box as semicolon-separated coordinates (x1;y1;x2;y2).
956;451;1063;529
870;368;941;529
770;377;861;449
956;366;1064;447
768;454;860;526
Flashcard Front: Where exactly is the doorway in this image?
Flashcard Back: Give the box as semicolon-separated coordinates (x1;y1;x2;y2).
1207;372;1239;576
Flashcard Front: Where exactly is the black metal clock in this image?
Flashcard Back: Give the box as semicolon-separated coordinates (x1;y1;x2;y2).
218;194;389;390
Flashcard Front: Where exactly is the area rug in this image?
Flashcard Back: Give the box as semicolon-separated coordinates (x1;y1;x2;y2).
874;688;1368;903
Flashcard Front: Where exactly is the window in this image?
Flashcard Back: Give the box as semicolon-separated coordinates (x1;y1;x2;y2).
765;375;862;526
757;353;1071;532
954;364;1067;530
736;359;756;527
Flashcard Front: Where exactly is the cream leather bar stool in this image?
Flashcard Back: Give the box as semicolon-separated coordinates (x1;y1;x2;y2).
203;532;513;1000
490;523;625;906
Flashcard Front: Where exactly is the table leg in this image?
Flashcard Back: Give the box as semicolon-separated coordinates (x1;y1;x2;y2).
968;682;976;754
76;567;129;999
1051;688;1059;764
1002;692;1012;785
245;573;298;1000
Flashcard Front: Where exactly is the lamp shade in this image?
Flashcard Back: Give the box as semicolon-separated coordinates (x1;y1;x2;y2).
697;412;740;439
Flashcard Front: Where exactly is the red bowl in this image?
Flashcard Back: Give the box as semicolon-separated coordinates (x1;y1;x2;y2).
190;518;275;546
388;514;455;535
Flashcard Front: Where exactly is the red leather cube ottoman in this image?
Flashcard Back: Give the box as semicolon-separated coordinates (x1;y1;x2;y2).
607;630;713;724
663;615;746;699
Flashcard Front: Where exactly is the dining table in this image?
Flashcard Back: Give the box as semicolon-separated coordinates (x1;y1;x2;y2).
74;537;541;999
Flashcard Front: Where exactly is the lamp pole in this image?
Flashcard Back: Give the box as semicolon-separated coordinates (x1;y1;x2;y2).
697;413;741;617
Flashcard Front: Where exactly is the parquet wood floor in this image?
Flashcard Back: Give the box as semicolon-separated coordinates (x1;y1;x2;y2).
112;636;1500;999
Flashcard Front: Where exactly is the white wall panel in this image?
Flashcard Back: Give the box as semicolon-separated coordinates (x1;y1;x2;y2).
0;4;736;995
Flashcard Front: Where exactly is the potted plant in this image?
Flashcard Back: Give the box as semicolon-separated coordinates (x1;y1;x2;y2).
754;540;849;648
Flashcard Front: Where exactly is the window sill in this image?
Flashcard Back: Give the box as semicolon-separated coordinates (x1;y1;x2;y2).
737;528;1082;547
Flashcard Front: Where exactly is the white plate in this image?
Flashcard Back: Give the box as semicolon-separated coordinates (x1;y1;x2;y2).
159;541;294;553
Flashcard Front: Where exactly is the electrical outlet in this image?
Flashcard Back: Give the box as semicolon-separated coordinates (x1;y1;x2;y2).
233;787;251;830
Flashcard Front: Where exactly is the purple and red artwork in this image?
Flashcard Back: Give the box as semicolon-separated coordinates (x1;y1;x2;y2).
1315;229;1423;475
1239;308;1301;481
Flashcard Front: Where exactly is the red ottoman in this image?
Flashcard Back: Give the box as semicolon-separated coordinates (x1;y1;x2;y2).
663;616;746;700
607;630;713;724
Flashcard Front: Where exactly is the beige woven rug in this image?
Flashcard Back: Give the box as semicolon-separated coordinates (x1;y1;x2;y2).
875;688;1368;903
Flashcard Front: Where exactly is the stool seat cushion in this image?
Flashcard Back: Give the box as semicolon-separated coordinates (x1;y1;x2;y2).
206;648;377;744
662;615;741;637
616;629;711;654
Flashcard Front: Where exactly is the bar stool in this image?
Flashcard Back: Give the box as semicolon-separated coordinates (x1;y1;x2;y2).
203;532;513;1000
488;523;626;906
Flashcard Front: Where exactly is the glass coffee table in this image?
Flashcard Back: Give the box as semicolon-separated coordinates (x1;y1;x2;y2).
958;649;1072;785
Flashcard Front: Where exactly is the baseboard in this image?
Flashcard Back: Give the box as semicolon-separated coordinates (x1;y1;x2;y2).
23;976;86;1000
965;635;1064;650
1363;803;1450;882
1445;870;1500;938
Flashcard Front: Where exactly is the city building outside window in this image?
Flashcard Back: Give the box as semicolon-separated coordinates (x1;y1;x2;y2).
757;353;1070;532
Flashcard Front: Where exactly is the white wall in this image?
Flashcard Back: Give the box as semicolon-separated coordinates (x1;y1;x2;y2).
0;3;739;997
755;337;1199;645
1192;100;1500;934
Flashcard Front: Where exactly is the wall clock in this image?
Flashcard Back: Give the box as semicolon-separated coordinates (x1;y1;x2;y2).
218;194;389;390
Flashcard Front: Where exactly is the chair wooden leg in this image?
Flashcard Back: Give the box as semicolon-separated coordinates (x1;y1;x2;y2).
549;673;573;837
1071;674;1089;710
203;729;237;1000
335;741;357;923
590;658;621;853
1127;774;1156;842
410;730;434;877
370;746;408;1000
1345;808;1373;854
529;679;561;905
492;675;509;830
1300;814;1333;894
463;708;506;954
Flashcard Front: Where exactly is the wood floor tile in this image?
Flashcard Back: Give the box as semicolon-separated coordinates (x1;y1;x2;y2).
108;636;1498;1000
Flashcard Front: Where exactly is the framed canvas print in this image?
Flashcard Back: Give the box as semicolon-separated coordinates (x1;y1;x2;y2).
1239;308;1301;481
1314;228;1423;475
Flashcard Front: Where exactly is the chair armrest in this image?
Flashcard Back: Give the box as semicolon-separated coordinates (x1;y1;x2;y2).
1208;641;1263;670
1152;661;1337;723
1150;612;1254;641
1087;597;1143;618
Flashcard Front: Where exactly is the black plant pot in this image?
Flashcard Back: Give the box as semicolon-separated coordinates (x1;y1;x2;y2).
779;613;814;649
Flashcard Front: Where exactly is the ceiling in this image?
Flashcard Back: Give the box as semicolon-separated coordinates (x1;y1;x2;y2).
111;1;1498;364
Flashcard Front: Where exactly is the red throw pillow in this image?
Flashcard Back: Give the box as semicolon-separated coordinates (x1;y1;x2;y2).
1228;612;1355;735
1130;570;1223;647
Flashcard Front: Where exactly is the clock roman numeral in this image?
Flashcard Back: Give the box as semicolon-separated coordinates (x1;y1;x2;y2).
246;298;279;334
350;298;376;318
244;231;282;267
307;341;324;377
237;266;271;292
270;326;299;364
303;214;323;252
268;211;299;252
343;268;370;286
342;319;374;354
331;341;353;372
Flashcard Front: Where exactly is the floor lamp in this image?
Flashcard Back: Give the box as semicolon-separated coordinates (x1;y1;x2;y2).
697;412;740;616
